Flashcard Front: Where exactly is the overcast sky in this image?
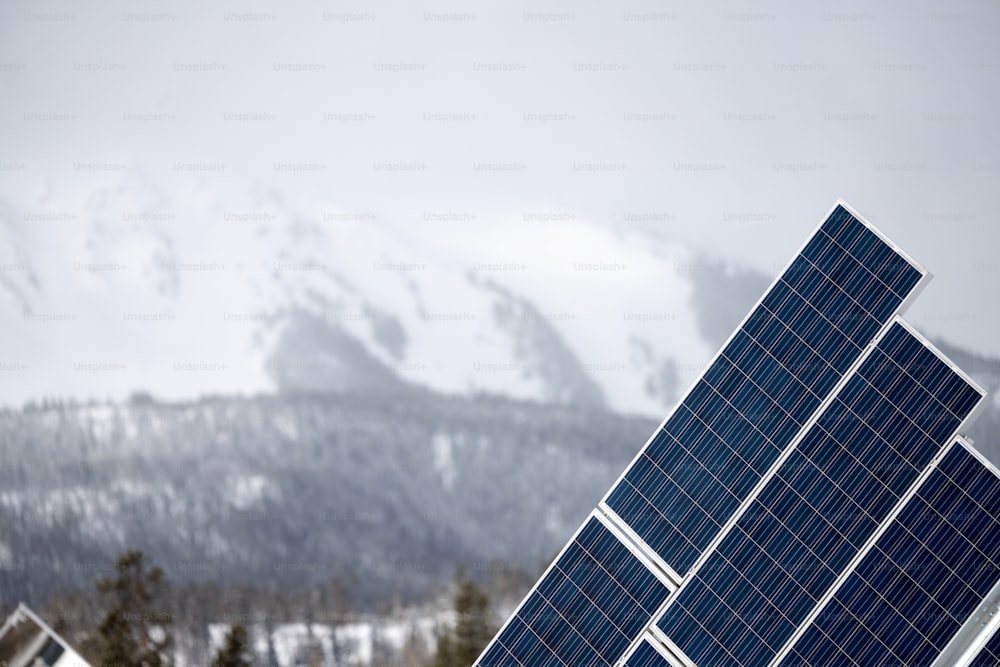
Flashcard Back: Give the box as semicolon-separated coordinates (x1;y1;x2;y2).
1;0;998;404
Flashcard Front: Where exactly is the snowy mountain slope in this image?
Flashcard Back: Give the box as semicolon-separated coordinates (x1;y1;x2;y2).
0;176;757;416
0;390;656;607
4;363;999;612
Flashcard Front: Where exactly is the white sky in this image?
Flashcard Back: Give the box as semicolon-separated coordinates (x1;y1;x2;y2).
1;0;999;404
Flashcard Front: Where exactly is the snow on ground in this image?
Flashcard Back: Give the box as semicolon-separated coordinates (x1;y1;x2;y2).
206;611;445;667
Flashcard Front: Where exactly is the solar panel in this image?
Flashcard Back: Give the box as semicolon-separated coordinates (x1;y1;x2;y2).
474;201;998;667
477;515;670;667
604;203;926;577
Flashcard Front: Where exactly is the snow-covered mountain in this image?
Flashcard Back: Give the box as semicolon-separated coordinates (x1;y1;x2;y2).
0;175;768;415
0;389;657;608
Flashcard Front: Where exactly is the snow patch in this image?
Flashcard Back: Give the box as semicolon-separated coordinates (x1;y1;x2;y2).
208;615;441;667
432;432;456;490
226;474;276;510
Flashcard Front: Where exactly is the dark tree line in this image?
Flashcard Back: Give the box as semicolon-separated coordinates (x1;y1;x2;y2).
29;549;511;667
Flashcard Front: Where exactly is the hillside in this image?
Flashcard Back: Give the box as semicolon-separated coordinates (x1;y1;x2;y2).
0;388;656;608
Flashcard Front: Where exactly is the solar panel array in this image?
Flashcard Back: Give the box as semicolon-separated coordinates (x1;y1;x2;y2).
657;322;981;666
782;442;1000;666
474;202;999;667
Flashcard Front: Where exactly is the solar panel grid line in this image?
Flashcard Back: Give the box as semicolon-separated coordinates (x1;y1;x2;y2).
598;406;768;587
493;616;564;667
650;427;746;514
784;440;1000;667
813;372;957;494
757;280;862;377
536;541;647;663
791;237;898;330
604;456;723;574
816;220;920;302
543;563;636;655
514;571;620;664
948;554;1000;666
847;350;971;450
788;552;948;665
600;380;791;577
803;225;919;326
809;228;909;313
860;347;968;428
474;512;675;667
592;201;924;564
881;318;989;428
684;527;822;651
718;339;823;407
471;511;613;667
849;551;966;653
620;360;932;664
766;388;987;666
674;566;793;663
657;321;985;667
912;476;1000;581
709;325;823;428
740;460;883;583
819;200;929;301
634;313;922;659
932;438;1000;550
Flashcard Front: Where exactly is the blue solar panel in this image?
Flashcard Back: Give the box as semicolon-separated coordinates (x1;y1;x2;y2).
476;517;670;667
781;442;1000;667
605;206;924;576
656;323;982;667
623;640;672;667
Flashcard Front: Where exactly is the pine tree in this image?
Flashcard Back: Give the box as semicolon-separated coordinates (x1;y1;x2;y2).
432;632;455;667
432;569;494;667
452;575;493;665
264;617;280;667
212;624;253;667
95;549;174;667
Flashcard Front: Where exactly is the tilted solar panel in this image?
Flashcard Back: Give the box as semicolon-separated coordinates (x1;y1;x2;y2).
477;516;670;667
604;203;926;578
